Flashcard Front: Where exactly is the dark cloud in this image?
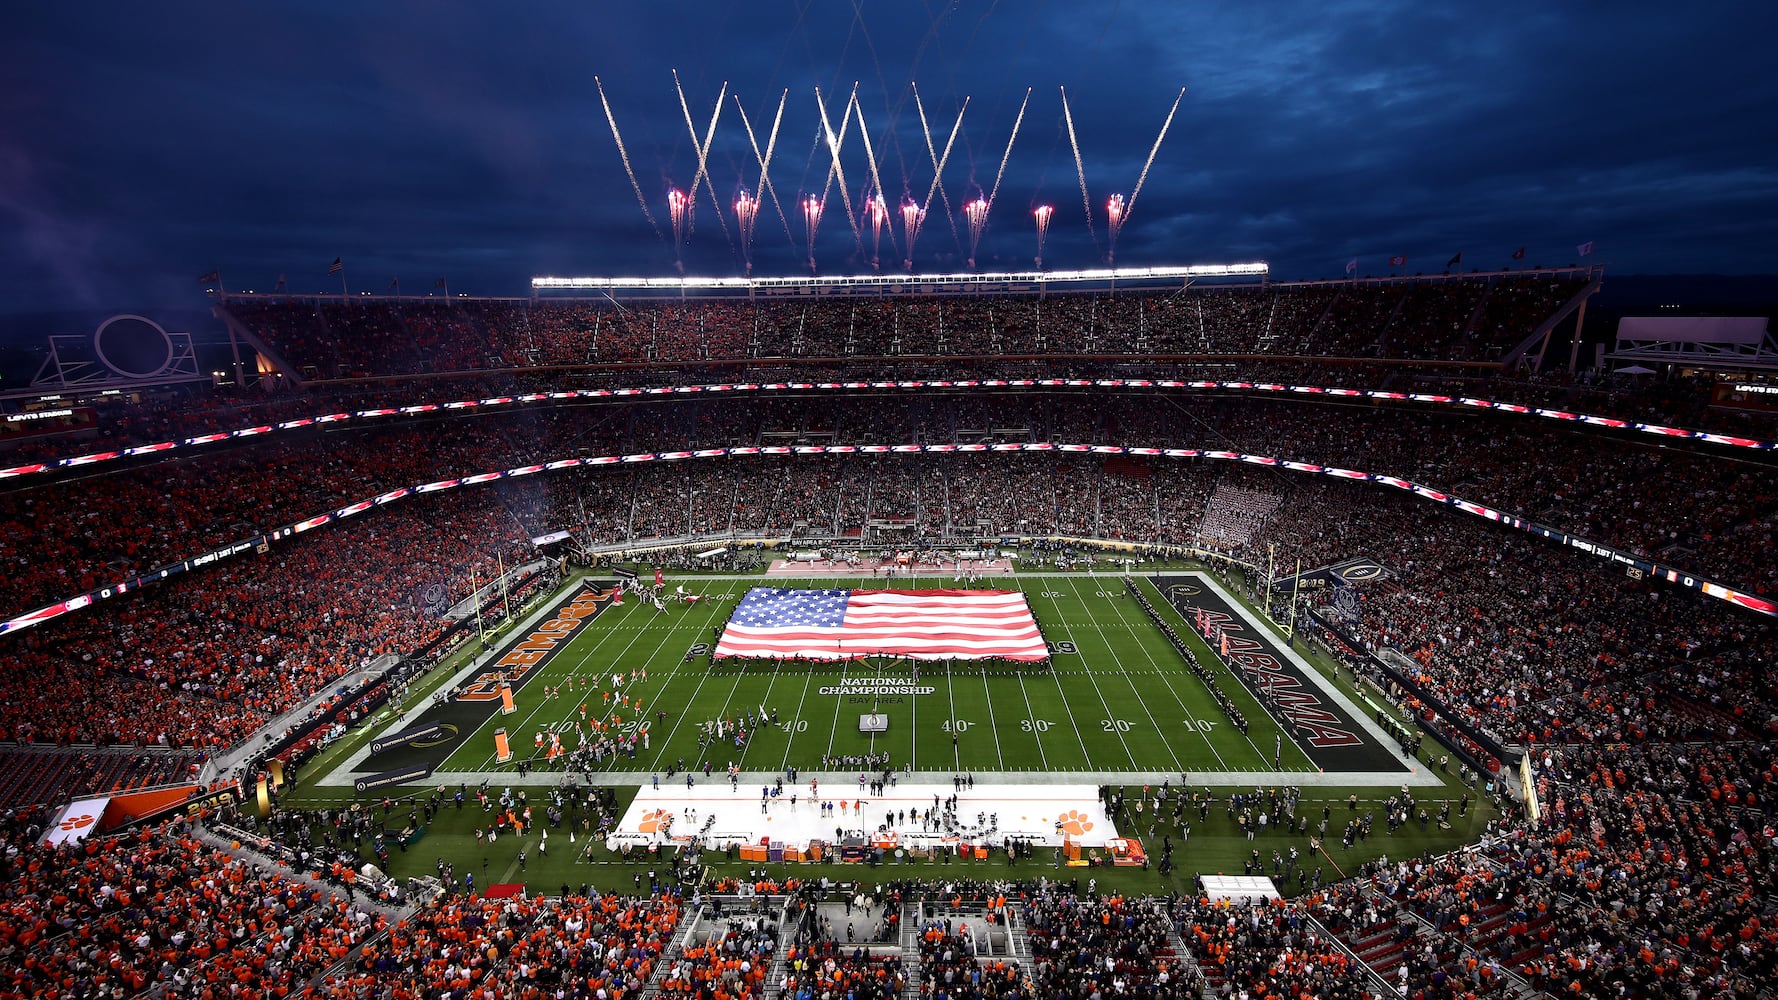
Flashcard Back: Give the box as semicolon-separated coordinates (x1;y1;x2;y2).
3;1;1776;320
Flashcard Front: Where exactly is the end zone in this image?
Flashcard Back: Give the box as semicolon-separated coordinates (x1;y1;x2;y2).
1152;572;1417;775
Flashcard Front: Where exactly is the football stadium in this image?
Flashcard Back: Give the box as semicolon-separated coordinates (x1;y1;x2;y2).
6;8;1778;1000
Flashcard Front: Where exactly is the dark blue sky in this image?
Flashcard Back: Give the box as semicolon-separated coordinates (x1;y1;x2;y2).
4;2;1777;316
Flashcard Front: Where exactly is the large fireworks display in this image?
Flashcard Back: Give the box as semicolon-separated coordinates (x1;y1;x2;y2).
592;78;1187;275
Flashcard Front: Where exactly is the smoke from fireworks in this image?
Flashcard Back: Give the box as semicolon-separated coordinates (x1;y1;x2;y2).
1033;204;1054;268
912;86;969;254
1060;87;1096;251
814;86;862;252
670;71;732;250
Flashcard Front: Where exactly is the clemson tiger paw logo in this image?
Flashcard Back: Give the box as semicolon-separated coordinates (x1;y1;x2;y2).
638;809;671;833
1057;810;1094;836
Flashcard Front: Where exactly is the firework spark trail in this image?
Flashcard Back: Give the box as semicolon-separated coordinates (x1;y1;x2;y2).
984;87;1031;212
1123;87;1187;232
1033;204;1053;268
849;99;895;263
669;188;690;263
1106;193;1126;263
964;197;989;267
734;190;759;274
671;70;734;249
814;85;863;251
802;194;824;273
867;194;888;268
734;92;798;260
595;76;661;240
900;199;924;270
963;86;1032;268
1060;86;1097;249
912;86;969;257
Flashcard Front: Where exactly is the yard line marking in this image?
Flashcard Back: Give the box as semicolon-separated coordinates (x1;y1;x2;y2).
1141;576;1274;764
979;666;1005;770
1056;575;1139;769
1074;579;1187;774
1027;582;1097;765
823;660;849;761
1013;672;1050;771
946;668;960;770
631;583;751;771
732;658;786;772
778;666;817;774
1112;578;1233;771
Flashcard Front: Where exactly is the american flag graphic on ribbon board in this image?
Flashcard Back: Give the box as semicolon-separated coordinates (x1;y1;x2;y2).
713;587;1048;662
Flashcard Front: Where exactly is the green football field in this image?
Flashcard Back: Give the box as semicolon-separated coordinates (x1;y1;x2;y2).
413;573;1383;780
283;567;1494;896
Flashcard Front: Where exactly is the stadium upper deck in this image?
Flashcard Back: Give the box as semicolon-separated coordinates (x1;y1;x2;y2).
216;267;1596;382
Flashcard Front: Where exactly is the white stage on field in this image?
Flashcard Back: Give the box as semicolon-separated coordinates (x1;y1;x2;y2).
766;557;1015;578
609;781;1118;852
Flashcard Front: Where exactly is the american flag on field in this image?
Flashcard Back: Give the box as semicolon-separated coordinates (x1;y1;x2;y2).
713;587;1048;662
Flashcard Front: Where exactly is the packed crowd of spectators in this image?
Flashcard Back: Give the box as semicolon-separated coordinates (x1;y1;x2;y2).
313;890;682;998
5;389;1773;632
2;387;1774;761
220;271;1590;379
1026;890;1204;999
4;323;1778;996
1170;895;1373;999
0;489;531;749
0;810;384;999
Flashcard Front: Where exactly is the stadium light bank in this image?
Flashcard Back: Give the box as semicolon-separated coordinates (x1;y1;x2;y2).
531;263;1268;293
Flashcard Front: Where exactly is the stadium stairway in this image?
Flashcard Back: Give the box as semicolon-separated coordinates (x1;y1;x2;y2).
1151;919;1208;999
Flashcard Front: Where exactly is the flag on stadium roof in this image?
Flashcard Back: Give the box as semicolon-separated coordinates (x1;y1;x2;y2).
1511;247;1526;260
713;587;1048;662
1388;254;1406;267
1344;258;1357;276
1446;251;1462;268
1577;240;1594;257
327;256;344;274
197;270;220;284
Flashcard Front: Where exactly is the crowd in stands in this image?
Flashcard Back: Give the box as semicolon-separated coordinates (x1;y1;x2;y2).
0;387;1773;763
4;389;1774;631
5;303;1778;996
313;890;682;998
0;811;384;999
1026;891;1204;999
220;272;1589;379
0;489;531;749
0;745;203;809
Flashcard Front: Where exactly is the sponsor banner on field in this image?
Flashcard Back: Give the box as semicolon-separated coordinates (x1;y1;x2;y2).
354;764;435;793
369;722;447;756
